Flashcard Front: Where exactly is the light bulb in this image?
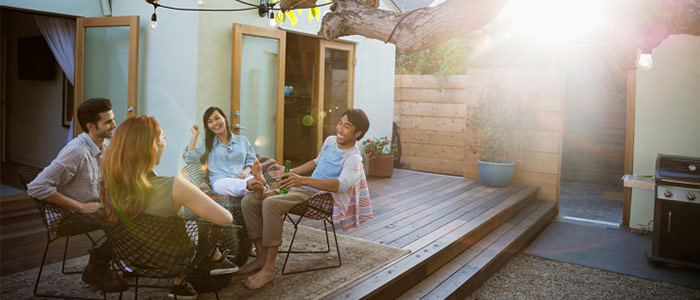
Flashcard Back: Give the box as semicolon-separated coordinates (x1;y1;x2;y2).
269;12;276;27
638;53;653;70
150;13;157;29
197;0;204;6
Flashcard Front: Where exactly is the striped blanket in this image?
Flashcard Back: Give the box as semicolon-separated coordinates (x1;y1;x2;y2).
330;166;373;231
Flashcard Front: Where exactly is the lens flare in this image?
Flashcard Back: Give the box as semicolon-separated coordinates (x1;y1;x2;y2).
302;115;314;126
254;136;269;148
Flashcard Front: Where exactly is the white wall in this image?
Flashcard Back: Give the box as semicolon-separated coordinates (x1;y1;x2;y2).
109;1;201;176
630;34;700;230
4;0;396;175
2;10;71;167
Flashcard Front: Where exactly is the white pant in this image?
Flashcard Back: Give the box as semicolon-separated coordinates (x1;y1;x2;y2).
212;176;253;197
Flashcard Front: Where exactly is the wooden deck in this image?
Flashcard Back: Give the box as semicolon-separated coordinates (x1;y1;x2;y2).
301;169;556;299
0;168;555;299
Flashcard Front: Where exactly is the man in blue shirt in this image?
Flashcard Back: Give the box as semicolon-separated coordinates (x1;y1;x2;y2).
240;108;370;289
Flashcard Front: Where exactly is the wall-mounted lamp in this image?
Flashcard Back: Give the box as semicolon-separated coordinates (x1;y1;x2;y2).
636;48;653;70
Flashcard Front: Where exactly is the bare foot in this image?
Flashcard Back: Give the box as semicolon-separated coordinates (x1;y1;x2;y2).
245;268;275;289
238;257;265;275
252;160;266;185
246;179;265;200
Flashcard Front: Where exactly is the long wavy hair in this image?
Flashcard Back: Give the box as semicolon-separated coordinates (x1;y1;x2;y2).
100;115;162;223
200;106;231;164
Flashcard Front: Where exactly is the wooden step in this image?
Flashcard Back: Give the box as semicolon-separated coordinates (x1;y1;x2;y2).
0;196;37;219
330;185;539;299
398;200;556;300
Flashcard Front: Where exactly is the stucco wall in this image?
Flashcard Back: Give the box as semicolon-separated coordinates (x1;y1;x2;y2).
630;34;700;230
3;0;395;175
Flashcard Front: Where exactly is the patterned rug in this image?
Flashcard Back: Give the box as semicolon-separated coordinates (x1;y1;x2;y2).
1;223;409;299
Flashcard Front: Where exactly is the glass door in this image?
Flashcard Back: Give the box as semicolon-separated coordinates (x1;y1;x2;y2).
231;24;286;163
316;40;355;152
74;16;139;137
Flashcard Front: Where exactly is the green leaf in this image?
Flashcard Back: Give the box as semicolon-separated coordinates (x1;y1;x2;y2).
312;7;320;21
275;10;285;24
286;11;298;27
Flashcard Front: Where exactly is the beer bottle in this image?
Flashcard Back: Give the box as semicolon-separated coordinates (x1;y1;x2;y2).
280;160;291;194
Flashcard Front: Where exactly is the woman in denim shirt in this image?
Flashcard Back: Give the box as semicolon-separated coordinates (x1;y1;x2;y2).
183;107;266;199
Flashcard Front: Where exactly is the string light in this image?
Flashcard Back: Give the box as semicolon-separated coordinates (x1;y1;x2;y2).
150;5;157;29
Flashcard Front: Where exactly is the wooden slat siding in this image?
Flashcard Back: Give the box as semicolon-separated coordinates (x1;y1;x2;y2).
424;202;555;300
355;183;491;240
383;187;514;248
403;142;464;162
400;102;467;118
401;129;465;147
399;115;465;133
347;182;483;238
395;71;564;202
338;187;538;300
403;157;464;175
459;70;564;206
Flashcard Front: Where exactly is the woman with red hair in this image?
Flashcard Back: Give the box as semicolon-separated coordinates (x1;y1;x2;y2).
100;116;236;299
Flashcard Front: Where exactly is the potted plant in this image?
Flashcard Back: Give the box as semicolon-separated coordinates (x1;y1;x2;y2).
466;83;534;187
362;136;396;177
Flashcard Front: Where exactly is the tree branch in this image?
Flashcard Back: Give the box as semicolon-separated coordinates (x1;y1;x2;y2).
319;0;700;55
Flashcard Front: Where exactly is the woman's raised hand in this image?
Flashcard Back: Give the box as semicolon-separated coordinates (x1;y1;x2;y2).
190;125;199;137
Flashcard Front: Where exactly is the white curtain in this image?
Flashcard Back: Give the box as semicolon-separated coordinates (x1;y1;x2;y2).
34;15;77;144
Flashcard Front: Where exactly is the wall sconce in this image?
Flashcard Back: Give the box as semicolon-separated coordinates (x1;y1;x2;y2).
636;48;653;71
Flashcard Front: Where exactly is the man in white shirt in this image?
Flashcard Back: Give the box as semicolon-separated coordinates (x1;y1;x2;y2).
28;98;123;291
240;108;370;289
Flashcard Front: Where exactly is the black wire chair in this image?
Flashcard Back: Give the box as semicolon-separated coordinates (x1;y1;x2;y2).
103;214;229;300
179;156;279;267
280;192;342;275
17;166;105;299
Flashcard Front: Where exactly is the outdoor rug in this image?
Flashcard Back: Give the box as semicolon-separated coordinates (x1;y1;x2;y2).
1;223;409;299
467;253;700;300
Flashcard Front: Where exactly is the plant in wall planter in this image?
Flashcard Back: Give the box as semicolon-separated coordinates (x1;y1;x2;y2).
466;82;534;187
363;136;396;177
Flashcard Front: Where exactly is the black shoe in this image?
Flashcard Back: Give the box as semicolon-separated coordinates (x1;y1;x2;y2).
209;250;239;275
82;252;127;292
168;281;197;300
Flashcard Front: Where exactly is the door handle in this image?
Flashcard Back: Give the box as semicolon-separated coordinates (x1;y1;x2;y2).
235;124;247;130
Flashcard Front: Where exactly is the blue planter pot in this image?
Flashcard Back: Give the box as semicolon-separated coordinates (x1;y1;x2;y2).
477;160;516;187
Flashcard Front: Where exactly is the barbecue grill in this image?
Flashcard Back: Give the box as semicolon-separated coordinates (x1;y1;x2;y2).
646;153;700;268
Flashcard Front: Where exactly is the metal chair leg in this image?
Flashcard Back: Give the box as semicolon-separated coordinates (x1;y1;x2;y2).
280;214;342;275
34;232;106;299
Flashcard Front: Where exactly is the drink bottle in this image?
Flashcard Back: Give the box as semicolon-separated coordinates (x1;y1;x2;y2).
280;160;291;194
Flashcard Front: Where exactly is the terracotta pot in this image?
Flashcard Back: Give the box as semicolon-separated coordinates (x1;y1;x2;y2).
369;154;394;177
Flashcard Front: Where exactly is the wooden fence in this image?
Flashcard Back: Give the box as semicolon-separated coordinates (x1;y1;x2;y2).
394;70;565;202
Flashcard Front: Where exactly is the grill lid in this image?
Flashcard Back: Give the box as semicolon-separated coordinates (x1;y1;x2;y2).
655;154;700;185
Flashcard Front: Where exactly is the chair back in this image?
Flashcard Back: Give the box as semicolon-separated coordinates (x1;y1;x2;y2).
16;166;42;190
289;192;334;220
16;166;89;236
103;214;206;278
